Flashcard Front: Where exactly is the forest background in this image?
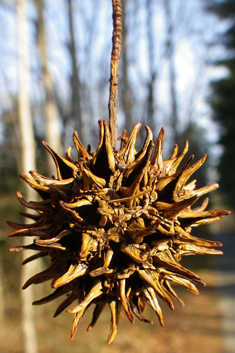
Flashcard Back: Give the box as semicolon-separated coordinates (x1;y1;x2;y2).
0;0;234;352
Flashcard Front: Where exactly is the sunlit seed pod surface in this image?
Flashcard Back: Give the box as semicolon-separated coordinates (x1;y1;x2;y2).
8;120;230;344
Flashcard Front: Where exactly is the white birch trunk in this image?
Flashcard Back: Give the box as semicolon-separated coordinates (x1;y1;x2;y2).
164;0;178;142
36;0;61;176
68;0;84;141
17;1;39;352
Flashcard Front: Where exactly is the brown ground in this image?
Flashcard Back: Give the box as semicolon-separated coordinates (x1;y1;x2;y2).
1;269;223;353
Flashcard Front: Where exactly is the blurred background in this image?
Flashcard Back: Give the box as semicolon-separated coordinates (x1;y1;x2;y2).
0;0;235;352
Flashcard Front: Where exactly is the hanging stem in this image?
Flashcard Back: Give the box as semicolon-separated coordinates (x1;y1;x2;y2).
109;0;122;150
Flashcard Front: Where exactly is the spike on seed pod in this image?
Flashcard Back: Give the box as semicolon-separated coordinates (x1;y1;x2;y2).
8;120;230;343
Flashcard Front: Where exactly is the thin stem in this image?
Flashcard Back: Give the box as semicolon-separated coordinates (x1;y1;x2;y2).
109;0;122;150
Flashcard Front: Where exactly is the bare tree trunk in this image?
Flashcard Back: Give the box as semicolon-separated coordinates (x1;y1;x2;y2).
164;0;178;142
121;0;133;134
36;0;61;176
67;0;84;141
146;0;157;132
17;1;39;352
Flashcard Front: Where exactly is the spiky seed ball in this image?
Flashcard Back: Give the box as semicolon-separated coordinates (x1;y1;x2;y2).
8;120;230;343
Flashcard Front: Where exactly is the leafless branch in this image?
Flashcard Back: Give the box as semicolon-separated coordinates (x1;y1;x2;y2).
108;0;122;150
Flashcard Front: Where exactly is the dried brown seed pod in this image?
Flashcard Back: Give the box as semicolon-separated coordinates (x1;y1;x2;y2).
8;120;230;344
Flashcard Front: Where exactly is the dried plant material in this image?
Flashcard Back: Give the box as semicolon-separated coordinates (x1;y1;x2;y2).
8;120;230;343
